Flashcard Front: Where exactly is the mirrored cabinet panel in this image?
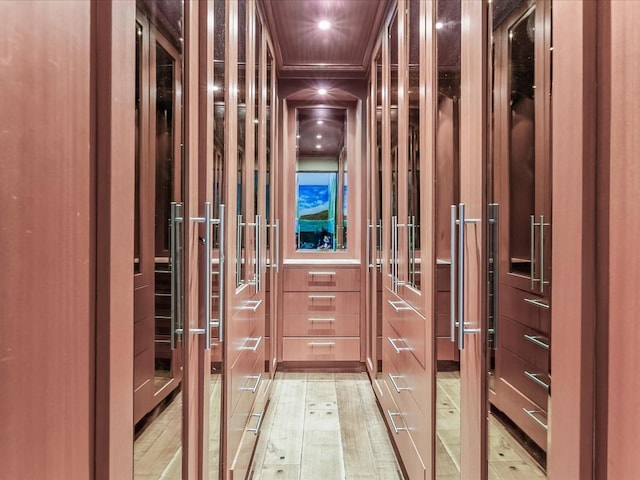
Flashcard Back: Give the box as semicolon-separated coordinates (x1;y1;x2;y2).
294;107;348;252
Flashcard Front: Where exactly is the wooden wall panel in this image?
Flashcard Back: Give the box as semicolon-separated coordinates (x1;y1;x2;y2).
549;1;597;478
0;1;93;479
605;1;640;478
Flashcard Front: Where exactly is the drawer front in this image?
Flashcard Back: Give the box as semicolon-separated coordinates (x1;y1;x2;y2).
282;337;360;361
496;378;548;451
499;348;549;411
500;284;550;334
500;316;550;372
435;263;451;292
282;291;360;315
379;379;427;480
283;313;360;337
229;335;265;418
383;335;430;420
283;267;360;292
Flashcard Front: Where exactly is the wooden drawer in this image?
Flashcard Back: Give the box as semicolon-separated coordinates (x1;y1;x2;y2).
500;284;550;334
383;293;427;369
228;298;264;366
499;348;549;411
282;337;360;361
282;291;360;315
377;378;427;480
229;335;265;419
383;334;430;419
500;316;549;372
283;313;359;337
495;378;548;451
283;267;360;292
435;263;451;292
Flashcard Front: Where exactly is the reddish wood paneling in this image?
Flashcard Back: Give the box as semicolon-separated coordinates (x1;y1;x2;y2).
549;1;597;478
605;1;640;478
0;2;93;478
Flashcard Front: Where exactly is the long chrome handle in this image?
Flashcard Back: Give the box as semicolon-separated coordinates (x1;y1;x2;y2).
539;215;550;293
457;203;481;350
247;411;265;434
254;215;260;290
308;271;336;277
489;203;499;349
392;215;398;292
218;205;225;341
377;220;383;272
409;215;416;286
522;408;549;430
241;373;262;393
387;337;411;353
308;317;335;323
204;202;212;349
236;214;243;286
170;202;181;349
450;205;457;342
530;215;536;290
308;342;335;347
275;219;280;273
190;203;213;349
524;371;550;390
387;299;411;312
524;334;550;350
387;411;408;434
366;220;372;270
458;203;466;350
524;298;550;309
388;373;411;392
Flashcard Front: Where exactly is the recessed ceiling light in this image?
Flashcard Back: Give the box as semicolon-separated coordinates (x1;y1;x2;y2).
318;20;330;31
254;118;259;124
316;144;322;149
435;22;444;30
317;120;324;125
296;134;301;139
318;88;327;95
316;134;322;139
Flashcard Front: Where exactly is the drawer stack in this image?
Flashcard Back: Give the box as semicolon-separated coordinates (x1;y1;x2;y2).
281;266;361;362
435;261;457;361
493;284;551;450
377;288;429;480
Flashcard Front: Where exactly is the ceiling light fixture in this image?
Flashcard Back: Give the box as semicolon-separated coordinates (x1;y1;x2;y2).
316;120;324;125
318;88;327;95
435;22;443;30
316;134;322;139
318;20;330;31
316;144;322;149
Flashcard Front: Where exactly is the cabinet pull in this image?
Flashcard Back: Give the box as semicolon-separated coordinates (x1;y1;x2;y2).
241;299;263;311
450;205;457;342
489;203;499;349
522;408;548;430
523;334;550;350
242;336;262;352
308;317;335;323
241;373;262;393
170;202;183;350
308;271;336;277
387;299;412;312
247;411;265;435
523;298;550;309
387;411;408;434
308;342;335;347
524;371;550;390
387;337;411;354
388;374;411;392
309;295;335;301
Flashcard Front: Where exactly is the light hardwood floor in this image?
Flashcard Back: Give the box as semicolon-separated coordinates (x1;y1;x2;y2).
250;372;404;480
436;371;546;479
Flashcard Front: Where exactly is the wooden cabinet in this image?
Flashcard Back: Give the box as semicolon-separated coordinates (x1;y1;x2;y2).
281;266;361;363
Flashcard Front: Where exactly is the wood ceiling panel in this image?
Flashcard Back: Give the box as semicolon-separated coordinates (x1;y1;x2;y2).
262;0;391;78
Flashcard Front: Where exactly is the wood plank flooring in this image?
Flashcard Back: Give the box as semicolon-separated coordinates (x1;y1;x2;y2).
250;372;404;480
436;371;546;479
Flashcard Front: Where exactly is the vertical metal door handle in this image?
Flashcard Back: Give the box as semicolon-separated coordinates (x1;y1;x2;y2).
530;214;536;290
392;215;398;293
255;214;261;291
275;219;280;273
170;202;180;350
539;215;550;293
218;205;225;341
450;205;457;342
366;220;371;270
490;203;499;349
204;202;212;349
458;204;466;350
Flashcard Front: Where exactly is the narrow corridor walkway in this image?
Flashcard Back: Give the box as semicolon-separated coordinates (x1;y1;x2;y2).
250;372;404;480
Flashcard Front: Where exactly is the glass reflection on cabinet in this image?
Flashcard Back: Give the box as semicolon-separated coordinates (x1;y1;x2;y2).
236;0;247;287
